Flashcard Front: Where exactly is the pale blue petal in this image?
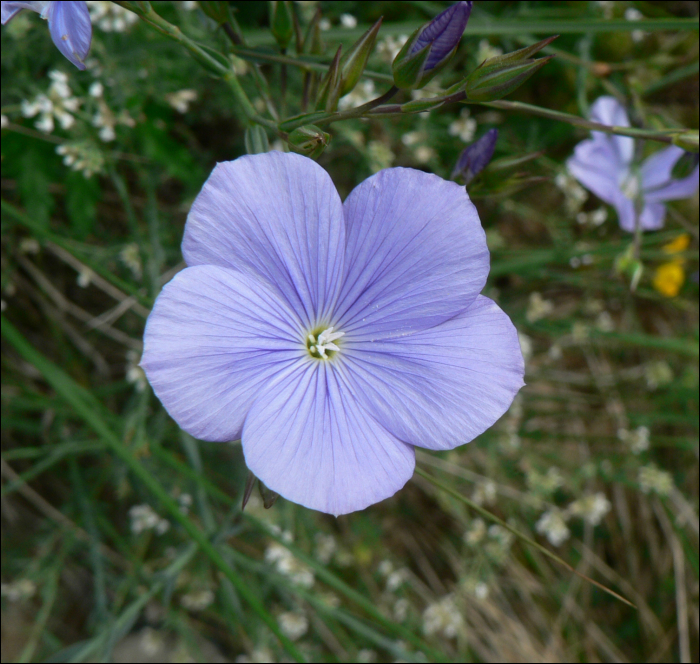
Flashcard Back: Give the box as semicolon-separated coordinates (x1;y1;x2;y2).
567;137;623;206
182;152;345;329
142;265;304;443
334;167;488;341
640;145;685;191
645;166;699;204
613;195;637;233
242;362;415;516
589;96;634;166
339;296;524;450
46;1;91;70
639;202;666;231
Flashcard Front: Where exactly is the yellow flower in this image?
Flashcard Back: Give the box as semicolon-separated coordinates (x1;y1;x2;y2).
662;233;690;254
653;261;685;297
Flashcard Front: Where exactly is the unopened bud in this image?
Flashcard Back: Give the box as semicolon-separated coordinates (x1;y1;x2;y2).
465;56;554;102
452;129;498;184
392;1;472;89
270;1;294;51
288;124;331;159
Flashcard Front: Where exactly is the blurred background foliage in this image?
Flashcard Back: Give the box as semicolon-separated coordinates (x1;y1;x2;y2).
1;1;698;662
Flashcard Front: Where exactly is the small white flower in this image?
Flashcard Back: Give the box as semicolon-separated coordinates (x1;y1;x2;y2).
422;595;464;639
448;109;477;143
618;425;650;454
314;532;337;564
638;464;673;496
89;81;104;98
526;292;554;323
318;17;331;31
340;13;357;29
535;509;570;547
180;589;215;612
566;492;611;526
165;89;198;114
278;611;309;641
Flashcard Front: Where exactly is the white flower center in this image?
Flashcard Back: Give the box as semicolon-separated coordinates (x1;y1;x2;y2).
620;171;641;200
307;326;345;359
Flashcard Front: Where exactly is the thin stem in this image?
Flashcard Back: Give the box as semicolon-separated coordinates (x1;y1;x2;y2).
312;85;400;126
415;467;636;609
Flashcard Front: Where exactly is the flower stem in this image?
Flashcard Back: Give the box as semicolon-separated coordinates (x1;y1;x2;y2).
415;466;636;609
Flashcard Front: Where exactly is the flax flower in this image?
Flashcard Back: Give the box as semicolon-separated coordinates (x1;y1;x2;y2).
567;96;699;232
142;152;524;515
1;1;91;70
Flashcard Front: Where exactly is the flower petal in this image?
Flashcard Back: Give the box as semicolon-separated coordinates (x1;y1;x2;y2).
639;201;666;231
46;1;91;70
142;265;304;443
1;2;48;24
340;295;524;450
334;167;488;340
643;149;699;203
182;152;346;328
243;363;415;516
567;137;623;205
588;96;634;166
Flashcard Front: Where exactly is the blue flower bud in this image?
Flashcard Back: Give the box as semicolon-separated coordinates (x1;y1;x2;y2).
411;1;472;71
392;1;472;89
452;129;498;184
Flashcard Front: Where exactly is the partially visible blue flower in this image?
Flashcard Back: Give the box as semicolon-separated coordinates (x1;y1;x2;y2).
141;152;524;516
411;1;472;71
1;1;91;70
453;128;498;184
567;96;699;232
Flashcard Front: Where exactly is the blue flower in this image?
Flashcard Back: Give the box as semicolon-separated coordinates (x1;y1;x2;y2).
141;152;524;516
567;96;699;232
2;1;92;70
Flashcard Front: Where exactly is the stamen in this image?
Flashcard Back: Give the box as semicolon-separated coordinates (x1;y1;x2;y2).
307;326;345;359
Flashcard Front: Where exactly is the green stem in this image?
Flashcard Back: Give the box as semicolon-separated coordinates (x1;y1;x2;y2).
415;467;636;609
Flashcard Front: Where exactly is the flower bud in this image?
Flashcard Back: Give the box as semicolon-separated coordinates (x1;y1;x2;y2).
244;126;270;155
465;56;554;102
287;124;331;159
339;18;383;96
270;1;294;51
316;46;343;112
452;129;498;184
392;1;472;89
199;1;229;25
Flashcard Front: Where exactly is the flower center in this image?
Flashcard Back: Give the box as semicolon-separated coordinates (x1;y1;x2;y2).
620;171;641;200
306;326;344;360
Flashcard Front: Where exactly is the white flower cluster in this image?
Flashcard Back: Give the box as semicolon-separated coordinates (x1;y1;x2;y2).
0;579;36;602
470;479;497;506
22;71;80;134
476;39;503;63
618;425;650;454
644;360;673;390
235;647;276;664
565;492;611;526
376;35;408;63
526;292;554;323
448;109;477;143
339;79;376;111
422;594;464;639
314;532;337;564
88;80;136;142
165;89;198;114
56;142;104;178
526;466;564;497
278;611;309;641
180;588;215;612
129;504;170;535
556;171;589;214
265;541;315;588
87;1;139;32
535;508;570;547
638;464;673;496
126;349;147;392
401;130;436;165
576;207;608;226
120;243;143;280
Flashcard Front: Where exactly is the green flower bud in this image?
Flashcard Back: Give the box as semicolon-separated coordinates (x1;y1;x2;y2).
339;18;383;96
270;1;294;51
465;56;554;102
288;124;331;159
